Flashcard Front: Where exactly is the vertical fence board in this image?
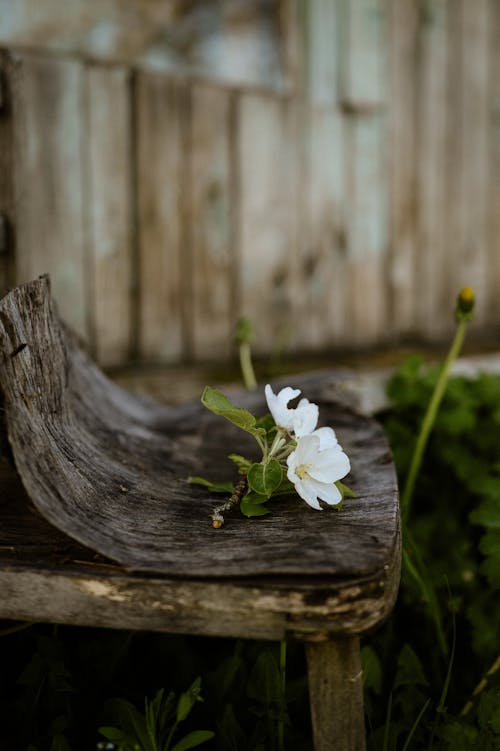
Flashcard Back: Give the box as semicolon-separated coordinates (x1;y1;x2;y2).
339;0;387;106
344;114;389;344
238;93;298;355
12;54;88;338
190;85;233;361
388;0;418;333
489;0;500;322
455;0;490;323
305;0;339;105
136;73;187;362
299;108;347;348
415;0;448;336
86;66;133;366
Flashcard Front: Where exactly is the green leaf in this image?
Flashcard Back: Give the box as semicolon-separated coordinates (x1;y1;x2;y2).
254;414;276;433
188;477;234;494
227;454;252;473
271;477;296;497
170;730;215;751
201;387;264;439
335;481;356;500
176;677;202;723
240;492;271;518
247;460;282;496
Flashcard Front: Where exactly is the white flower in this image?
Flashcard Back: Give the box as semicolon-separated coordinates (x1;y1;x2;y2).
265;384;319;437
287;433;351;510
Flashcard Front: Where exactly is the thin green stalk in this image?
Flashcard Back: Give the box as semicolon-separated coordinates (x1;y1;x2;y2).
278;639;287;751
239;342;257;392
382;692;393;751
401;316;469;525
401;698;431;751
428;606;456;751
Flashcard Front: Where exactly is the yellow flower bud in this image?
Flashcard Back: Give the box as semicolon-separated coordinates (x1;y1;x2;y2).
456;286;475;320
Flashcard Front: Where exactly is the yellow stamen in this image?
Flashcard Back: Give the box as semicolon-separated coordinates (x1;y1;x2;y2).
296;463;312;480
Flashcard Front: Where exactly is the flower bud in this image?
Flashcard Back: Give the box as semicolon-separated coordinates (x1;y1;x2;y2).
455;286;475;321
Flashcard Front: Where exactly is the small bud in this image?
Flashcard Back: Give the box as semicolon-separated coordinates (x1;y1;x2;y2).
456;286;475;321
211;519;223;529
235;317;253;345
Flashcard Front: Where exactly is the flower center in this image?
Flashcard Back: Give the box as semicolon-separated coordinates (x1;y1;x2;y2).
296;463;312;480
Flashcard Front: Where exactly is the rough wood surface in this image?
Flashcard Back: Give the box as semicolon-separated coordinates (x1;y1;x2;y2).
307;638;366;751
0;52;16;297
0;279;399;605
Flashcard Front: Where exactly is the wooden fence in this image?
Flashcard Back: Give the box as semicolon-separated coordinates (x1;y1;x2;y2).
0;0;499;367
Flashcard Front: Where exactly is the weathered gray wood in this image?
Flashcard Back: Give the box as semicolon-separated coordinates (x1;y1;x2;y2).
0;278;400;598
190;84;234;361
0;0;287;92
307;638;366;751
489;0;500;322
85;65;133;366
136;73;187;362
11;53;88;339
238;93;299;354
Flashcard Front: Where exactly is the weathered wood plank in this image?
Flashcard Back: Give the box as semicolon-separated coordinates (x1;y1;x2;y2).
11;53;88;338
237;93;299;354
454;0;490;325
415;0;449;337
0;0;286;93
85;65;133;366
388;0;418;334
489;0;500;323
136;73;187;362
307;638;366;751
338;0;387;108
298;107;347;349
0;278;400;587
0;52;16;296
344;114;389;345
190;85;234;361
304;0;339;105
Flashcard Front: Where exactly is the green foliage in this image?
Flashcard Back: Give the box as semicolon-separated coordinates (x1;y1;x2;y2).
200;388;265;442
98;679;214;751
247;460;282;496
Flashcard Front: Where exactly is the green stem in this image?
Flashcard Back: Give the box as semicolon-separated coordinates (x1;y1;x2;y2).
401;318;468;524
278;639;287;751
239;342;257;391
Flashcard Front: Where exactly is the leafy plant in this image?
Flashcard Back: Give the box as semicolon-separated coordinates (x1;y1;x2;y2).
98;678;214;751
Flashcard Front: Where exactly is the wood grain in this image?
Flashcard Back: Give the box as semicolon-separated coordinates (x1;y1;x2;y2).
0;278;400;597
190;84;234;361
488;0;500;322
307;638;365;751
11;53;88;339
136;73;187;362
85;65;133;366
237;92;300;355
0;0;287;93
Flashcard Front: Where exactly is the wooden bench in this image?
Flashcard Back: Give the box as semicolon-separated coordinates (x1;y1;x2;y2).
0;278;401;751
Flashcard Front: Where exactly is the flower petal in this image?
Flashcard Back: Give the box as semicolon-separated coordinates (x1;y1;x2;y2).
306;478;343;506
265;384;296;429
277;386;301;404
308;448;351;483
311;427;339;450
293;399;319;437
294;434;321;465
294;478;322;510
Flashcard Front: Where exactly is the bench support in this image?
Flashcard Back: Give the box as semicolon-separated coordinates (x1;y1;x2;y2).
306;637;365;751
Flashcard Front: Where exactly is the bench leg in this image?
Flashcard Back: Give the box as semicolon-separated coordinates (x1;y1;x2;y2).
306;637;366;751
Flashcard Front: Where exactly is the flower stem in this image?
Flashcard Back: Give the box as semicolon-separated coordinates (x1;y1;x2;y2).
239;341;257;391
400;315;469;525
211;476;247;528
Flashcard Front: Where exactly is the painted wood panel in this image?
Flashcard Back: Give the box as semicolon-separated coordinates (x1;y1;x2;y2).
12;53;88;338
238;93;299;355
454;0;490;324
388;0;418;334
305;0;339;105
136;73;187;363
344;114;389;344
0;0;286;92
85;65;133;367
299;108;347;349
190;85;234;361
489;0;500;321
338;0;387;107
415;0;449;337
